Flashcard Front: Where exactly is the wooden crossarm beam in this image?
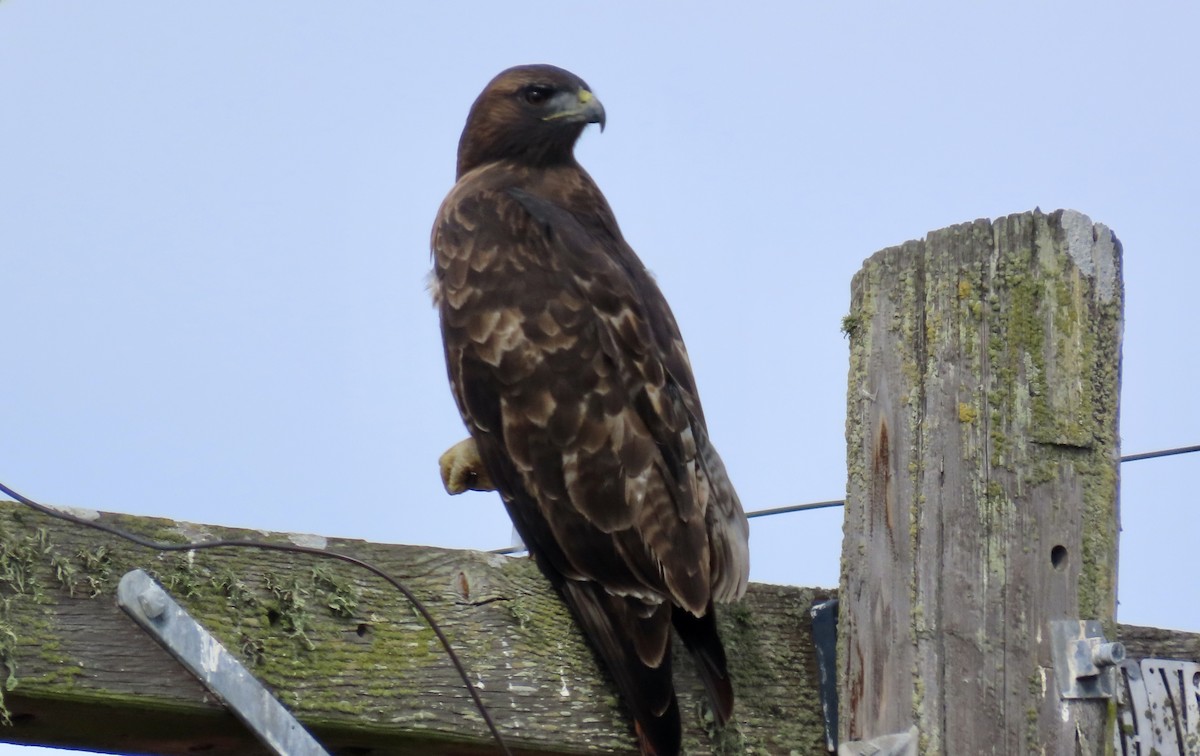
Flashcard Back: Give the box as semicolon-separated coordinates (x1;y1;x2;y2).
0;499;831;754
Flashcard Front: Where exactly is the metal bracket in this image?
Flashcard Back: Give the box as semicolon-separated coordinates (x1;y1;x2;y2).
117;568;330;756
810;599;840;752
1049;619;1125;699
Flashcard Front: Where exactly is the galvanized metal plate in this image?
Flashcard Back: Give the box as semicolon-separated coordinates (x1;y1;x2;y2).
1050;619;1124;699
117;568;330;756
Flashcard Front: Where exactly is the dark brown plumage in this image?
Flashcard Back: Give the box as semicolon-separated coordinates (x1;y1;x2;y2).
431;64;750;756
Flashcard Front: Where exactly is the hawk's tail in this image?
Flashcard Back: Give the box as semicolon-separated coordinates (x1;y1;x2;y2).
560;580;681;756
673;602;735;725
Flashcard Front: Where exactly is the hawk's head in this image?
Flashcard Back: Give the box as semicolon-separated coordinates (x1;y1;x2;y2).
456;64;606;179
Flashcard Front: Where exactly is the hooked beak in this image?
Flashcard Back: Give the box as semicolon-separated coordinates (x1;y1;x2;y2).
543;88;606;132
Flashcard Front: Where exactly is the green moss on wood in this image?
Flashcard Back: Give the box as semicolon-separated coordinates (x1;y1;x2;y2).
841;312;862;339
1;499;829;752
0;509;423;722
841;210;1122;752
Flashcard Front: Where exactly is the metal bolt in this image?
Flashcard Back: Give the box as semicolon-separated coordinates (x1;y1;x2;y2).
1090;641;1125;668
138;586;168;620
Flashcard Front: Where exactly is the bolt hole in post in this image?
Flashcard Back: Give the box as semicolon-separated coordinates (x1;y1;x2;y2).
1050;544;1068;570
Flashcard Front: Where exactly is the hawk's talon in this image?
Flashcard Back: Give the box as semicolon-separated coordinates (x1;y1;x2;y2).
438;437;495;494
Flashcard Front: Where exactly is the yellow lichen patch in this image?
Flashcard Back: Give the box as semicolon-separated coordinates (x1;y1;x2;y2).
958;402;978;423
957;279;973;300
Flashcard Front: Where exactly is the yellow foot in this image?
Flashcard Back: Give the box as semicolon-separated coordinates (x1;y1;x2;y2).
438;437;496;494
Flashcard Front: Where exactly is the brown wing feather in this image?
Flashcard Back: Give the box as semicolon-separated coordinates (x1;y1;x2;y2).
433;67;749;754
438;169;717;603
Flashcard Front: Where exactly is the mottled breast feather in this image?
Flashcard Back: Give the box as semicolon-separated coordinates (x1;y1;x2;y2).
434;161;748;610
431;64;749;756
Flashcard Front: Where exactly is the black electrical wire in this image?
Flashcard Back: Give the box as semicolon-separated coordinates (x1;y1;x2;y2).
729;444;1200;522
491;443;1200;553
0;480;511;756
1120;443;1200;463
746;499;845;519
3;442;1196;744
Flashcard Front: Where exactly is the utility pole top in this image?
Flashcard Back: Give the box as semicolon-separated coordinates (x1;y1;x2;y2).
839;209;1124;754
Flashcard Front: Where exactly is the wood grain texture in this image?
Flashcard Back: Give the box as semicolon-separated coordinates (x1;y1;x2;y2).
1117;624;1200;662
0;501;1193;756
839;210;1125;755
0;499;829;755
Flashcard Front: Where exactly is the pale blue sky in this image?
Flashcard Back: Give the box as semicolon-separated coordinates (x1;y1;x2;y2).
2;2;1198;753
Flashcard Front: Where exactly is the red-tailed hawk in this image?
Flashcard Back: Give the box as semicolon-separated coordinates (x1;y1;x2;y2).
431;64;750;756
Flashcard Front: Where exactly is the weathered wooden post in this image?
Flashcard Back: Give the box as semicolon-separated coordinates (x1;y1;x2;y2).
838;210;1123;754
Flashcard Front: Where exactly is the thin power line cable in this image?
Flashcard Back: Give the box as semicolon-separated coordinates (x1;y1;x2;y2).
0;480;511;756
1119;443;1200;463
489;442;1200;553
740;443;1200;522
746;499;844;520
2;443;1194;736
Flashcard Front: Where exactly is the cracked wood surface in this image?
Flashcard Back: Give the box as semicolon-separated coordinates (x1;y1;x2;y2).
840;210;1125;755
0;499;830;754
0;500;1193;756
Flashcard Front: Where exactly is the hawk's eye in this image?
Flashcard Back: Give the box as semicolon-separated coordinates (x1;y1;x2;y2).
523;85;554;105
